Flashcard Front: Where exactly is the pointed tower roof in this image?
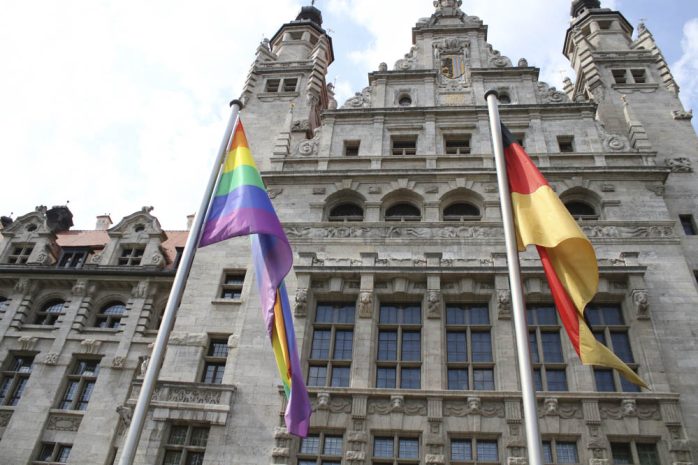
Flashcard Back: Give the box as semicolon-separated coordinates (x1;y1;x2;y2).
571;0;601;18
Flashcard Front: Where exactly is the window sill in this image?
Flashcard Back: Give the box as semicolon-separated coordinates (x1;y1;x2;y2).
80;327;122;334
20;324;59;331
211;298;242;306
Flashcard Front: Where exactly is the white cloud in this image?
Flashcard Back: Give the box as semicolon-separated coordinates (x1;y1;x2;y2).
672;18;698;124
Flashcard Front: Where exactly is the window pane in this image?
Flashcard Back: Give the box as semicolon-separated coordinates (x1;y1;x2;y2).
594;369;615;392
556;442;579;464
60;381;79;409
324;436;343;456
308;366;327;387
311;330;331;359
379;306;398;324
611;443;632;465
586;306;603;326
546;369;568;391
163;450;182;465
603;305;624;325
333;330;354;359
541;332;564;363
447;306;466;325
529;333;540;363
209;341;229;358
169;425;188;445
537;306;558;325
473;369;495;390
610;332;634;363
401;331;421;361
469;306;490;325
452;440;472;461
448;369;468;390
471;332;492;362
378;331;398;360
38;444;54;461
402;306;421;324
399;438;419;459
301;435;320;454
316;305;334;323
336;305;356;324
186;452;205;465
447;332;467;362
190;427;209;447
331;366;350;387
543;441;554;464
621;375;642;393
57;446;72;463
533;368;543;391
636;444;660;465
400;368;421;389
374;437;394;458
477;440;499;462
376;368;396;388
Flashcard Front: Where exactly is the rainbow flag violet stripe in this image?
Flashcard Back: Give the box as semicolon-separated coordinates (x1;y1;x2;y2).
200;120;312;436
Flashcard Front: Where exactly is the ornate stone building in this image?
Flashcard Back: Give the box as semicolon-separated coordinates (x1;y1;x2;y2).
0;1;697;464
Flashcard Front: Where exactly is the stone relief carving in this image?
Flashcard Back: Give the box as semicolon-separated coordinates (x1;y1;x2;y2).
272;447;290;458
311;395;351;413
18;336;38;351
631;289;650;319
81;339;102;354
89;252;103;264
151;251;165;267
46;413;82;431
426;454;446;465
665;157;693;173
582;224;674;239
394;45;418;71
599;400;660;420
367;398;427;415
497;289;512;319
316;392;330;410
112;356;126;369
72;280;88;297
672;109;693;120
518;58;528;67
543;398;558;416
296;128;320;156
597;124;632;152
358;292;373;318
443;399;504;417
426;291;441;319
537;82;570;104
139;355;150;377
132;281;149;299
168;332;208;347
44;352;59;365
274;426;292;440
390;395;404;412
116;405;132;427
294;288;308;317
434;0;462;8
378;62;388;72
342;86;372;108
346;451;366;462
152;387;223;405
291;119;310;132
14;278;33;295
486;44;512;68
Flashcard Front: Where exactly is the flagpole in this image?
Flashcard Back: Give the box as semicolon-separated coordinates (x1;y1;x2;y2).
118;100;244;465
484;90;543;465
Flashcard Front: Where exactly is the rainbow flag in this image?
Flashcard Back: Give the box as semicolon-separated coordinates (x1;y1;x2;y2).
501;123;647;388
200;120;312;436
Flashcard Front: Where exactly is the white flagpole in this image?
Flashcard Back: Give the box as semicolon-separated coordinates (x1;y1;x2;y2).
118;100;244;465
484;90;544;465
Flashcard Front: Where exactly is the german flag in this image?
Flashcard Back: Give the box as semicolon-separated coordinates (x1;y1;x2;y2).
501;124;647;388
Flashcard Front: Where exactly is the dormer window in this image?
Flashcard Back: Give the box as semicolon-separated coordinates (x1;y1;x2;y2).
58;248;89;269
7;245;33;264
118;247;145;266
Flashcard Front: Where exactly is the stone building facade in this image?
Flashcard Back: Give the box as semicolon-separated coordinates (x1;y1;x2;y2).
0;1;697;464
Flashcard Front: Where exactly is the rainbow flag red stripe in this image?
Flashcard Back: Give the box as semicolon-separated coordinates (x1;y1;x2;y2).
501;123;647;388
200;120;311;436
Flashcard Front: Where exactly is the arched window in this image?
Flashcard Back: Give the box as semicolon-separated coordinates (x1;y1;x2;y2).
96;302;126;329
565;201;597;220
385;203;421;222
443;203;481;221
328;203;364;222
34;300;65;325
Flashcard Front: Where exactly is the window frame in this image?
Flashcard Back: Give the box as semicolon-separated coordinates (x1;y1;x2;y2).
327;203;364;222
679;214;697;236
384;203;422;222
161;423;210;465
564;201;599;221
95;301;127;329
542;438;580;464
390;136;418;156
0;354;35;406
118;246;145;266
57;247;90;269
610;441;661;465
444;135;472;155
376;303;422;389
58;358;101;411
612;69;628;85
449;437;500;464
219;271;246;300
307;302;356;388
442;202;481;222
297;431;345;465
557;136;575;153
201;337;230;384
343;140;361;157
445;304;495;391
372;434;421;464
35;442;72;464
34;299;66;326
527;305;568;392
7;244;34;264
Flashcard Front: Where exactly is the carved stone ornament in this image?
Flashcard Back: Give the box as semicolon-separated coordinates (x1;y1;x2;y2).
543;398;559;416
72;280;88;297
274;426;292;440
672;109;693;120
346;451;367;463
342;86;372;108
317;392;330;410
272;447;290;458
434;0;462;8
153;387;223;405
665;157;693;173
294;288;308;317
597;124;631;151
81;339;102;354
44;352;59;365
621;399;637;417
426;290;441;319
390;395;405;412
518;58;529;67
291;119;310;132
46;413;82;431
18;336;39;351
116;405;132;427
378;62;388;72
90;252;103;264
14;278;33;295
296;128;320;156
358;291;373;318
139;356;150;377
497;289;512;319
112;356;126;369
537;81;570;104
168;332;208;347
631;289;650;319
486;44;512;68
151;251;165;267
267;188;283;199
426;454;446;465
394;45;418;71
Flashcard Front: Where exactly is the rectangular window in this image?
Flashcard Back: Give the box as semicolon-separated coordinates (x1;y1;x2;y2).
343;140;360;156
587;304;640;392
118;247;145;266
36;443;72;464
612;69;628;84
376;304;421;389
630;69;647;84
373;435;420;463
201;338;229;384
265;79;281;93
679;215;697;236
220;272;245;299
611;442;659;465
391;137;418;156
7;245;33;264
445;305;494;390
557;136;575;153
308;303;355;388
451;438;499;463
0;354;34;406
162;424;209;465
59;358;100;410
542;440;579;464
298;432;344;465
283;78;298;92
444;136;471;155
57;248;89;269
527;306;567;391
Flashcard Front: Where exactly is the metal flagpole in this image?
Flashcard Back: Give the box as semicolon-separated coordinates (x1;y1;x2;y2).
484;90;544;465
118;99;244;465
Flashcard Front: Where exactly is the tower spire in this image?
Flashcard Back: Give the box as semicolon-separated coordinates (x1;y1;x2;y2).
571;0;602;18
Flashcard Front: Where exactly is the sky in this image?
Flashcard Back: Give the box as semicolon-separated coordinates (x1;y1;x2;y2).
1;0;696;230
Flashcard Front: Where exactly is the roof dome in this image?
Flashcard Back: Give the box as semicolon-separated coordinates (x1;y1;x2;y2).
296;5;323;27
